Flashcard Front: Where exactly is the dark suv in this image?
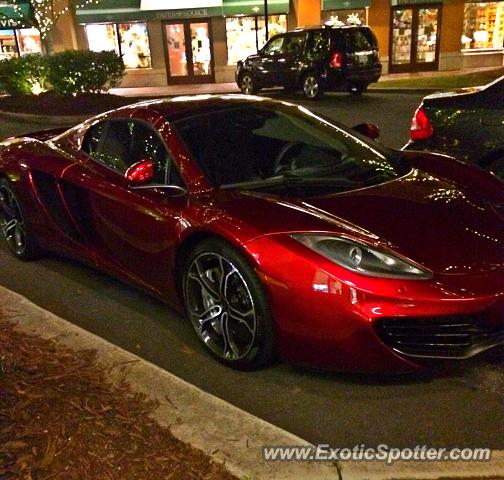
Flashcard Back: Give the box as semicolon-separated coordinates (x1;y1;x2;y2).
235;25;382;99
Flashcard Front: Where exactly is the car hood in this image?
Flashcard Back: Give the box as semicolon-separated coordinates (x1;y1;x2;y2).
222;169;504;275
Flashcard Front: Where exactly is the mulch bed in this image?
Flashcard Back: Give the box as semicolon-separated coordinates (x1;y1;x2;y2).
0;92;147;116
0;319;238;480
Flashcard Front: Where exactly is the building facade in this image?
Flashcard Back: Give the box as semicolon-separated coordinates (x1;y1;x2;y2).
0;0;503;86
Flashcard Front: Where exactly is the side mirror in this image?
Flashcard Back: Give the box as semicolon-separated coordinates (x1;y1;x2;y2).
126;160;154;185
352;122;380;140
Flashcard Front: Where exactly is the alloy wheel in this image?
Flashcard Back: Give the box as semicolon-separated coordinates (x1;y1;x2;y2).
184;252;257;362
0;184;26;256
303;75;320;99
240;74;255;95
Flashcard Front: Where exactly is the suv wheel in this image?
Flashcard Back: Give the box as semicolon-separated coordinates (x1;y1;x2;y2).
302;73;324;99
348;82;368;96
239;72;258;95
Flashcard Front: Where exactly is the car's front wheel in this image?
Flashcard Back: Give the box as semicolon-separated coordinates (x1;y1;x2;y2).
239;72;258;95
0;179;41;260
302;73;324;99
182;238;275;370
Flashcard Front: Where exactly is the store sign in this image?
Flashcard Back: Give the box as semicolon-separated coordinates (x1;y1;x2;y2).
0;3;28;28
391;0;441;5
141;0;222;10
153;8;210;18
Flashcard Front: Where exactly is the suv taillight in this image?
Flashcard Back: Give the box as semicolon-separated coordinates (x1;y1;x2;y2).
410;106;433;141
330;52;342;69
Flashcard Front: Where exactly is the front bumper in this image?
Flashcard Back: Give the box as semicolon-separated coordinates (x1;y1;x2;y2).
247;235;504;373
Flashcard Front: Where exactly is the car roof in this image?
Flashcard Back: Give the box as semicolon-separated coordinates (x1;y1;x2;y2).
127;95;290;123
289;24;370;33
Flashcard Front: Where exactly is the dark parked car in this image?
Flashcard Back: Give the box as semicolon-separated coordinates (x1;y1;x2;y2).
404;76;504;180
236;25;382;99
1;96;504;373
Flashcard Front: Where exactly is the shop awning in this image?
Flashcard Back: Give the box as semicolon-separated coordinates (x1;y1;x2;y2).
76;0;147;23
322;0;370;10
223;0;290;16
0;2;32;29
76;0;225;23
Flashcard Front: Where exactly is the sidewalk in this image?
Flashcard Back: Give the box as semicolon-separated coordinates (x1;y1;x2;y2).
109;66;502;98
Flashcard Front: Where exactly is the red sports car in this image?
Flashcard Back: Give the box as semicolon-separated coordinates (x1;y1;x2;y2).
1;96;504;372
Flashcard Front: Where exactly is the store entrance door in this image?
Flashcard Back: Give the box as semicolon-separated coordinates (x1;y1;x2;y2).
164;19;214;84
389;5;442;73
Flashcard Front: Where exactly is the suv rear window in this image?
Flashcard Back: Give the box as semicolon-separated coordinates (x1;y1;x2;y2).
346;29;377;52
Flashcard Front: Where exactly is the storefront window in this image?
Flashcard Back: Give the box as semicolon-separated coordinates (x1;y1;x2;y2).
225;14;287;65
85;22;152;69
86;24;118;53
322;9;366;26
392;8;413;64
119;23;151;69
463;2;504;49
0;28;42;59
17;28;42;55
416;8;438;63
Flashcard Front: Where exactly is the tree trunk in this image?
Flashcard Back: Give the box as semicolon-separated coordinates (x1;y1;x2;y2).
42;33;54;54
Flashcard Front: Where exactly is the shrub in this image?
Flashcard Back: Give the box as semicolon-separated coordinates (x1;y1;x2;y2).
0;54;47;96
45;50;125;95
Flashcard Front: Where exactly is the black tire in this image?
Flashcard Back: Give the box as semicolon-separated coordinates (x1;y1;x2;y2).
182;238;276;370
0;179;41;260
348;82;367;96
486;157;504;181
302;73;324;99
239;72;258;95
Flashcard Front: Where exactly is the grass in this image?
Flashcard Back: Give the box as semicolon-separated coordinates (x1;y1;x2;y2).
374;67;504;90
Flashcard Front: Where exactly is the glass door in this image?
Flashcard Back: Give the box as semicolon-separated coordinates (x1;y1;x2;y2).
390;5;441;73
164;19;214;84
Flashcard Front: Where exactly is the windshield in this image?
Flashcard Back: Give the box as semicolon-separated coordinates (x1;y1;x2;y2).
173;102;409;195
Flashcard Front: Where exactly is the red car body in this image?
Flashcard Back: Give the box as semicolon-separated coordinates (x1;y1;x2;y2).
1;96;504;372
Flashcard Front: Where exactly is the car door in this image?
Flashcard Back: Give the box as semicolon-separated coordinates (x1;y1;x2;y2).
274;32;306;87
257;34;287;86
60;117;186;295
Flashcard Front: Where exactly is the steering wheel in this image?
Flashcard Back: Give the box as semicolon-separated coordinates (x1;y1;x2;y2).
273;142;304;175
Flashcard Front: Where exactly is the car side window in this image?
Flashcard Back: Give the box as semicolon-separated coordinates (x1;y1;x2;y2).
347;29;375;52
262;36;285;56
284;33;305;55
306;31;329;56
81;119;181;185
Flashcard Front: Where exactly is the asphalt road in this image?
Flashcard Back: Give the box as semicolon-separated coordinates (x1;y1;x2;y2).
1;92;503;451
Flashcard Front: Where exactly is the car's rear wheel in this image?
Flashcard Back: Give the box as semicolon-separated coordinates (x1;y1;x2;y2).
487;157;504;181
239;72;258;95
182;238;275;370
302;73;324;99
0;179;41;260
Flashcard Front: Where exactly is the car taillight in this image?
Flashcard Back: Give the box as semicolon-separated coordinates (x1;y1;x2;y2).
410;106;433;141
330;52;342;69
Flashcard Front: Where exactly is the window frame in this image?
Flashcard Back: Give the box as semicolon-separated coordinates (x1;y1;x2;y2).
81;118;184;188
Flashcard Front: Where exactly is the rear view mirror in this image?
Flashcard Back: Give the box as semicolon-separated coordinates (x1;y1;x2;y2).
352;122;380;140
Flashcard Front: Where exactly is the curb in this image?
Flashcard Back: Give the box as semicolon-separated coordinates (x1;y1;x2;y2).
2;284;504;479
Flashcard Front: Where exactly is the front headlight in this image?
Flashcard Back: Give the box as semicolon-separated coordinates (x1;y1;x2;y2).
291;234;432;280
